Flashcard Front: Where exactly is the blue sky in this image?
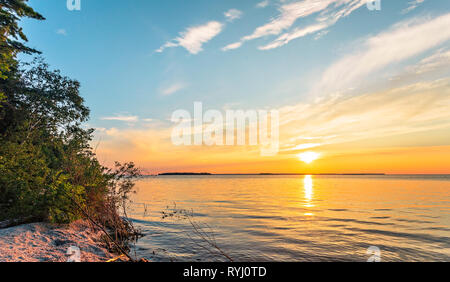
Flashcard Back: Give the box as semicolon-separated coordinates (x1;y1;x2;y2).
20;0;447;125
18;0;450;173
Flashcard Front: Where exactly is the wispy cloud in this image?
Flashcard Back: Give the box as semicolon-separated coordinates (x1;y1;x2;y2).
56;29;67;36
282;143;323;151
224;0;365;51
392;48;450;82
224;9;243;22
245;0;332;41
156;21;224;54
160;82;187;96
315;13;450;95
402;0;425;14
314;29;330;40
411;48;450;75
279;78;450;151
222;42;243;52
256;0;270;8
259;22;328;50
101;115;139;122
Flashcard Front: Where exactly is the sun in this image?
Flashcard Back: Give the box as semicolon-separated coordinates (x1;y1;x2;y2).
298;152;320;164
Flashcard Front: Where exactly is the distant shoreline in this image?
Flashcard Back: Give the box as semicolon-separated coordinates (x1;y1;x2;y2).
155;172;386;176
147;173;450;177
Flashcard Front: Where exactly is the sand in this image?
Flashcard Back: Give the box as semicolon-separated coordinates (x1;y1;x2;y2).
0;220;115;262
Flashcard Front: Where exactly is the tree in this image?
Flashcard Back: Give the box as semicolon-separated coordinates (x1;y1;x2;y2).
0;3;140;256
0;0;44;79
0;58;92;223
0;58;90;138
0;58;141;227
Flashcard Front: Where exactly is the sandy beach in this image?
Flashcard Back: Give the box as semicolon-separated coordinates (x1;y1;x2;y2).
0;220;115;262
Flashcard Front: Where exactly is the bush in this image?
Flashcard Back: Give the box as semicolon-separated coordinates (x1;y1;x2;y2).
0;5;142;256
0;59;140;230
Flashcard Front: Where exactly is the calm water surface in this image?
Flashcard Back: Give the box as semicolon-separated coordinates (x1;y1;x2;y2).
129;175;450;262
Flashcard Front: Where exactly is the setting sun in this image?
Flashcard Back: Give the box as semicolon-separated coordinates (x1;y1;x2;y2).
298;152;321;164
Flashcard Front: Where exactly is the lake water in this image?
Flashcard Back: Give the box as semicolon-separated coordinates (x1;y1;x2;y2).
128;175;450;262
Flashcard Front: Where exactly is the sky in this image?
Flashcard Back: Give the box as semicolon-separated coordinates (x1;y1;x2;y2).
20;0;450;174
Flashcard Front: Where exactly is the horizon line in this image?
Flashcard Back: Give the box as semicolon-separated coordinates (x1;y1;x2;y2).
141;172;450;176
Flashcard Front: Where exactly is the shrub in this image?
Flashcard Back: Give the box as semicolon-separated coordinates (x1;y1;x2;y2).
0;59;140;231
0;5;142;257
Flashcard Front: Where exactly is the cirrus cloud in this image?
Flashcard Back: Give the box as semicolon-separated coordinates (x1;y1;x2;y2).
402;0;425;14
315;13;450;95
156;21;224;54
160;82;187;96
101;115;139;122
224;9;243;22
223;0;366;51
257;0;270;8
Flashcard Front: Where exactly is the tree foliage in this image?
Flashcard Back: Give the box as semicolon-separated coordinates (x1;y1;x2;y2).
0;0;141;228
0;58;140;224
1;0;44;79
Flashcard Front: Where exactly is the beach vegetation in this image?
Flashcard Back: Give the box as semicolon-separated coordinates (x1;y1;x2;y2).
0;0;140;255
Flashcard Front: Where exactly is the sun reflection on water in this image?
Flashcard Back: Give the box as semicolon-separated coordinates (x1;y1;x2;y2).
304;175;314;203
303;175;315;215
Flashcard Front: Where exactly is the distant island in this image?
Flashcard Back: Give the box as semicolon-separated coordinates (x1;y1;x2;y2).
156;172;385;176
158;172;212;176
